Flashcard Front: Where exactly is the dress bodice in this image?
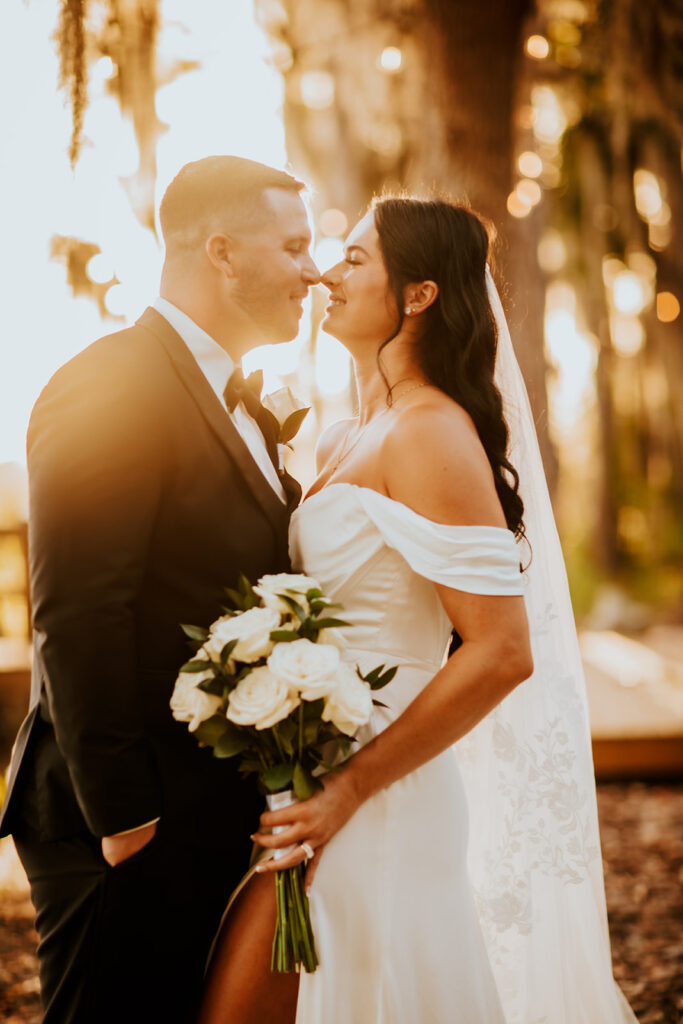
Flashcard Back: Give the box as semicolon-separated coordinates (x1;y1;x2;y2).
290;483;523;716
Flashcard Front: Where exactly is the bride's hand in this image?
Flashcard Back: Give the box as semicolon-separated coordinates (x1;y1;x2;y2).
251;768;361;892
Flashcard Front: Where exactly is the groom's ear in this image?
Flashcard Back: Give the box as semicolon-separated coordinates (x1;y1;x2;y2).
206;233;237;278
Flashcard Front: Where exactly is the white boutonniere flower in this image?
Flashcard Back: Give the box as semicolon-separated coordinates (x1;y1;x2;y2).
262;387;310;448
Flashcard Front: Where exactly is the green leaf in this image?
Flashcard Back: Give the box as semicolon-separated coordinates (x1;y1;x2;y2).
223;586;246;610
181;623;209;642
372;698;390;709
305;588;323;601
269;629;300;642
293;761;322;800
303;698;325;721
280;407;310;444
194;715;229;747
179;658;212;673
277;593;307;621
197;676;225;696
238;573;260;609
313;617;351;630
214;726;251;758
261;762;294;792
362;665;383;685
277;718;297;756
220;639;238;667
372;666;398;690
303;720;320;746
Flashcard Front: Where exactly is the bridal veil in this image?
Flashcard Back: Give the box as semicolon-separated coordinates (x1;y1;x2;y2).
452;270;637;1022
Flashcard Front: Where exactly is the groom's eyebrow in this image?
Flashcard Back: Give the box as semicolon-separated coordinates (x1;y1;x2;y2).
285;232;312;246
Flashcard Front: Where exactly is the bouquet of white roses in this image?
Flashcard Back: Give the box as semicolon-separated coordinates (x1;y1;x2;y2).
170;572;395;973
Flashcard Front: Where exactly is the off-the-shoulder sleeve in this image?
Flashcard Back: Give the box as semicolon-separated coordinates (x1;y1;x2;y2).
356;487;524;595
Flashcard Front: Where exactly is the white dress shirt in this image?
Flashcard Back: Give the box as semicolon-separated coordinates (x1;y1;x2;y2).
153;297;286;503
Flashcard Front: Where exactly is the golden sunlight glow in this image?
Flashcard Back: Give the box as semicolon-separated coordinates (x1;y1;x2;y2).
544;281;597;432
518;151;543;178
526;35;550;60
656;292;680;323
2;0;337;466
378;46;403;72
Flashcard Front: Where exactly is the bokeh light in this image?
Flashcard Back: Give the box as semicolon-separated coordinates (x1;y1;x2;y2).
378;46;402;73
526;35;550;60
656;292;680;323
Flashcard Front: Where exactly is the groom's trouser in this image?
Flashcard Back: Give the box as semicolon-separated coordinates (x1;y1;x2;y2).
14;819;251;1024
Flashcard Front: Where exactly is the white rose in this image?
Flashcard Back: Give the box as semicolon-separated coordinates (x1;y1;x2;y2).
253;573;320;617
322;662;373;736
262;386;307;427
204;606;280;664
226;665;299;730
268;638;340;700
170;670;222;732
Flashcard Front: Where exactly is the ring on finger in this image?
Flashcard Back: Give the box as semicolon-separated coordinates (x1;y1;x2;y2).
300;841;315;862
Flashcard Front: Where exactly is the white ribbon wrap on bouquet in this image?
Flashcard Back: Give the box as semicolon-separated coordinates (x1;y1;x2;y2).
266;789;298;860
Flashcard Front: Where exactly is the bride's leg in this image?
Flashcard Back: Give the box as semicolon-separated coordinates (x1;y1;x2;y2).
198;871;299;1024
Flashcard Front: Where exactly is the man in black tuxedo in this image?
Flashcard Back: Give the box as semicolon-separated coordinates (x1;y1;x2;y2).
0;155;319;1022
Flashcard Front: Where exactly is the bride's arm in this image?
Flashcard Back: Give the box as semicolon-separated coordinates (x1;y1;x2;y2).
253;401;533;881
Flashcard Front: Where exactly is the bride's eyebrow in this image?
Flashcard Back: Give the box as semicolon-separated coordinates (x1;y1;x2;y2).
345;245;369;258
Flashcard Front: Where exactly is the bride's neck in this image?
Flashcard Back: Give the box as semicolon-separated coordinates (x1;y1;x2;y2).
353;347;427;424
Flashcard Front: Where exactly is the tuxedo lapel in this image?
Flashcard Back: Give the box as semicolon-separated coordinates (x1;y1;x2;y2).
137;307;289;527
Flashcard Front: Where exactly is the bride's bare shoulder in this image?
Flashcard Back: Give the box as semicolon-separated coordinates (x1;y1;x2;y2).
381;390;505;527
315;418;355;473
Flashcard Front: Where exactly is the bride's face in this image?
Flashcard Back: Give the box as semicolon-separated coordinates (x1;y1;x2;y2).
320;213;399;350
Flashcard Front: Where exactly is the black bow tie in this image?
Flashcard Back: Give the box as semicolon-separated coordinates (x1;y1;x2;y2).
223;367;264;417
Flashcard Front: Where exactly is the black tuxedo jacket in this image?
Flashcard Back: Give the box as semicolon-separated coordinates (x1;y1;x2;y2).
0;308;301;849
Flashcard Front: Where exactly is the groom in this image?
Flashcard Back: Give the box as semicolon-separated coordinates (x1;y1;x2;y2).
0;156;319;1022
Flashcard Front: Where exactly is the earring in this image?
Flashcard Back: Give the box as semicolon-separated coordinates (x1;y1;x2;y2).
404;306;412;315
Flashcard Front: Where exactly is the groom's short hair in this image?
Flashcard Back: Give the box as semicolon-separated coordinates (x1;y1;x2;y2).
159;155;305;252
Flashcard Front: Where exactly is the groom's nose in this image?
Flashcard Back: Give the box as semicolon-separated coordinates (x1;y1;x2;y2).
301;253;320;285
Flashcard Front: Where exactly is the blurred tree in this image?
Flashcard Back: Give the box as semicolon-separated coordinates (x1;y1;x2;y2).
538;0;683;600
255;0;557;480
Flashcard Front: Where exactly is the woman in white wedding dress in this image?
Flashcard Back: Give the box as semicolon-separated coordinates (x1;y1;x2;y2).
199;198;638;1024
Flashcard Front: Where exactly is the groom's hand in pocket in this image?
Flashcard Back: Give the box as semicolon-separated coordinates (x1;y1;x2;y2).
101;820;158;866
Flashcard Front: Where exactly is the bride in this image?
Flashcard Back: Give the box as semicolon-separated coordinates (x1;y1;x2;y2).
199;197;638;1023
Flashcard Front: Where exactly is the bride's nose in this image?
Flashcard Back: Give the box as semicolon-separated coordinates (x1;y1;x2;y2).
321;262;343;290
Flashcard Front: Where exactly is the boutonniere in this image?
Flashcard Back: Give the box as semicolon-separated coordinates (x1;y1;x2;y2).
262;387;310;449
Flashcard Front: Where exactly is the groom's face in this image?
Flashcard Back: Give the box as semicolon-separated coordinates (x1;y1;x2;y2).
228;189;319;344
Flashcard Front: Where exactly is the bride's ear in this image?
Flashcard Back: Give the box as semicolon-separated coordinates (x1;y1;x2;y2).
404;280;438;316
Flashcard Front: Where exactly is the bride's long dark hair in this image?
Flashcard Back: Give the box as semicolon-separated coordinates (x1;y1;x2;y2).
373;196;525;541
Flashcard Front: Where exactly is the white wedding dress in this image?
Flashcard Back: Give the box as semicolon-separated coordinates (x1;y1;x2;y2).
290;482;520;1023
289;481;636;1024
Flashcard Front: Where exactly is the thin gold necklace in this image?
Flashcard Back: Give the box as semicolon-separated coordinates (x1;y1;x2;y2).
327;381;430;475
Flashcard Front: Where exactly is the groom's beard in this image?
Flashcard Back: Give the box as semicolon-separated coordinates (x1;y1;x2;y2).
232;263;300;344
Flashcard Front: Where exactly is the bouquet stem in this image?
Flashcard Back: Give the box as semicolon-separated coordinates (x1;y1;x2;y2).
270;864;318;973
